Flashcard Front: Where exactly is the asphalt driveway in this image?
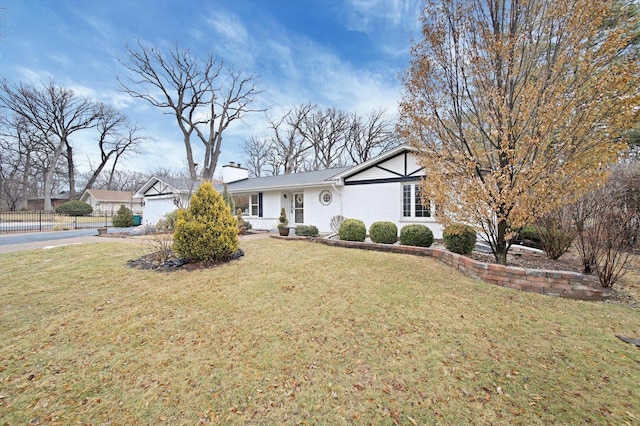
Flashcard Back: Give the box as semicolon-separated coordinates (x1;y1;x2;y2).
0;228;138;254
0;229;270;254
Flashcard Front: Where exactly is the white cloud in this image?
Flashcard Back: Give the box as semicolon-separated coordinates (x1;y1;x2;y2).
13;67;55;85
344;0;423;32
342;0;422;59
205;9;250;45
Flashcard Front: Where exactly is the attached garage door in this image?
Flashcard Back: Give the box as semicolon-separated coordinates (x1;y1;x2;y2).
143;196;178;226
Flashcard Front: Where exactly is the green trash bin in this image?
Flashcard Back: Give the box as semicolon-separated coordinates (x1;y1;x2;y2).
132;215;142;226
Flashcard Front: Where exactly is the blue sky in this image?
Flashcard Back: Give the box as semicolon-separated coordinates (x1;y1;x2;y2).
1;0;424;177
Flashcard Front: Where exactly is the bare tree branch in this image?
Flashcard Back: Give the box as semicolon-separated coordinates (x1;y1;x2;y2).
118;41;264;181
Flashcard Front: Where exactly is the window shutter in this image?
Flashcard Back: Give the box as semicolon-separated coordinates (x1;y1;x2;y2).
258;192;263;217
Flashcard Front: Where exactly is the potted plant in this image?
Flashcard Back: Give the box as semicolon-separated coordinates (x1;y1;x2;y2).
236;209;250;235
278;207;289;236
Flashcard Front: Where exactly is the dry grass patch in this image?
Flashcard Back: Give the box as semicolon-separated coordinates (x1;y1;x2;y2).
0;239;639;424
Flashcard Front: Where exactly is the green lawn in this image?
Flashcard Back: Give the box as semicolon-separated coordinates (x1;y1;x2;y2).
0;238;638;424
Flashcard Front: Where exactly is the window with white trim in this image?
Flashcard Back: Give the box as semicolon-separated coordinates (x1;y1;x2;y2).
402;184;432;218
233;193;262;217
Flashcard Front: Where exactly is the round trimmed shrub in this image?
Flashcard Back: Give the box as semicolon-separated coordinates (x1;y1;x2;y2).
172;181;239;263
400;224;434;247
112;204;134;227
55;200;93;216
443;223;477;255
369;221;398;244
338;218;366;242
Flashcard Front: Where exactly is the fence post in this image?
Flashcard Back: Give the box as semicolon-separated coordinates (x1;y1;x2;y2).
39;211;42;232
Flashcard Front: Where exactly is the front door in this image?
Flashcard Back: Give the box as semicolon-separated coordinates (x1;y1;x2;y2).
293;193;304;224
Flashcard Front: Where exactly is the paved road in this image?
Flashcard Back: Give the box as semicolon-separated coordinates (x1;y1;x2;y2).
0;228;271;254
0;228;138;254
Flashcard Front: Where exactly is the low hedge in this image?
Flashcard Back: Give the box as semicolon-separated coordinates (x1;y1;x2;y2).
399;224;434;247
338;219;366;242
515;225;544;250
55;200;93;216
443;223;476;255
295;225;319;237
369;221;398;244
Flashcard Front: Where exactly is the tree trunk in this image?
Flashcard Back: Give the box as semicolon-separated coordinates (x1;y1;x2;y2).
66;142;76;199
494;218;509;265
82;158;110;193
44;141;66;211
19;154;32;210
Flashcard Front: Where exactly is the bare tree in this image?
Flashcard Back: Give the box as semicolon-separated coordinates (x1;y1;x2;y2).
346;108;398;164
118;41;264;181
0;116;39;209
242;136;272;177
534;205;577;260
268;103;315;174
0;80;101;209
244;105;399;174
82;104;145;192
573;164;640;287
299;107;350;170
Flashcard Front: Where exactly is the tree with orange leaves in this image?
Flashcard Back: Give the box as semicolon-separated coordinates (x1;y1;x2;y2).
399;0;639;264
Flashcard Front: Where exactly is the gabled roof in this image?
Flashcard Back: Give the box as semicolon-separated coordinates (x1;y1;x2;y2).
332;144;416;181
80;189;140;203
222;167;351;193
136;145;417;196
135;175;221;197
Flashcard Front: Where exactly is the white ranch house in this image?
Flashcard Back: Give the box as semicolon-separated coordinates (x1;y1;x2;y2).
136;145;443;239
79;189;143;215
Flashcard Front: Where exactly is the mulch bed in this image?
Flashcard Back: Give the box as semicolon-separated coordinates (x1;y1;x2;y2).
127;248;245;272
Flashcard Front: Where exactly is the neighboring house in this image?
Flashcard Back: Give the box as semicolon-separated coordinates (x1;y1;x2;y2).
27;193;71;211
136;145;443;238
135;176;221;225
79;189;143;215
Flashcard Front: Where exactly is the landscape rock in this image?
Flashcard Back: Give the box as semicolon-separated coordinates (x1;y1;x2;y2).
129;225;156;236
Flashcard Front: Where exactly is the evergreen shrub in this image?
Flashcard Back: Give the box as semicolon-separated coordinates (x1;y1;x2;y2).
295;225;319;237
112;205;134;227
443;223;476;255
172;182;239;263
399;224;434;247
278;208;288;229
516;225;543;249
55;200;93;216
369;221;398;244
338;219;366;242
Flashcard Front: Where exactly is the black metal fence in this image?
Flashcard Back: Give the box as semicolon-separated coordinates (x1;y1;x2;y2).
0;211;112;234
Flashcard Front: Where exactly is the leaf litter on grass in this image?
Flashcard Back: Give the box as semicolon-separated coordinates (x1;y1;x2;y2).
0;239;638;424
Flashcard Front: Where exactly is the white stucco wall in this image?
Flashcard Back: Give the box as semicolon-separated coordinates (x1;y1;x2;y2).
339;182;443;239
299;187;342;232
240;188;342;231
240;183;443;239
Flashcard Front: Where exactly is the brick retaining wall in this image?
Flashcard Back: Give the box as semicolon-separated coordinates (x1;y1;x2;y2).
271;235;608;301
